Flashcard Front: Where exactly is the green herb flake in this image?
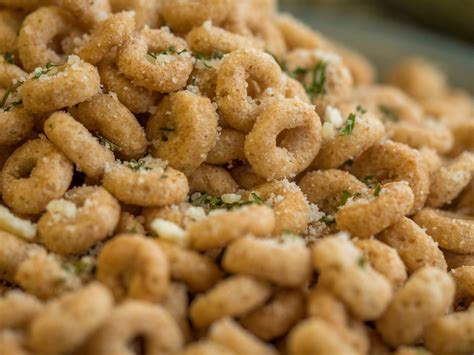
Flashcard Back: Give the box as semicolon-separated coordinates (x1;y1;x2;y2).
126;159;150;171
338;190;352;207
0;83;13;108
305;61;328;97
97;134;119;152
33;62;59;79
373;183;382;197
357;255;367;269
319;214;336;225
340;113;356;136
194;50;225;69
4;52;14;64
160;126;175;132
191;192;265;211
378;105;399;123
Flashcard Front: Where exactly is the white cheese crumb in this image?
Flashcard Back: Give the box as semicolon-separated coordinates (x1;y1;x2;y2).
151;218;189;247
0;205;37;240
46;199;77;220
185;206;206;221
221;193;242;204
203;20;213;31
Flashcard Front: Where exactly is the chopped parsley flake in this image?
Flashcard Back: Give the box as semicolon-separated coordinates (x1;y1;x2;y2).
287;61;328;98
340;113;356;136
338;190;352;207
373;183;382;197
191;192;264;210
62;259;96;275
319;214;336;225
148;46;188;60
160;126;175;132
126;159;151;171
97;134;119;152
194;50;225;69
33;62;60;79
378;105;399;122
0;82;22;111
4;52;14;64
357;255;367;269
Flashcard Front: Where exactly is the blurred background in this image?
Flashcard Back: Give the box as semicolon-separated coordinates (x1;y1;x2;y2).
279;0;474;92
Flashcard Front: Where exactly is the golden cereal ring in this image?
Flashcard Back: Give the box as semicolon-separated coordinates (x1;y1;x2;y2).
188;63;220;101
313;107;385;169
245;99;321;180
223;235;311;287
98;55;159;114
312;235;393;320
0;331;26;355
188;204;275;251
17;7;76;72
386;57;447;101
83;301;184;355
230;164;266;190
71;93;148;160
117;28;193;93
209;318;278;355
254;180;310;235
61;0;112;29
97;234;170;302
336;181;414;238
284;75;311;103
186;23;263;55
239;289;305;341
14;251;81;300
335;43;376;86
0;56;27;88
285;49;353;116
287;318;358;355
450;266;474;306
414;208;474;254
22;56;101;114
102;158;189;207
354;239;407;289
189;165;239;197
443;250;474;270
275;14;329;50
418;147;443;175
161;0;233;34
38;186;120;255
28;283;113;355
376;266;455;347
155;240;223;293
162;283;191;342
0;291;43;330
0;108;34;147
424;311;474;355
351;140;430;214
143;203;191;231
216;49;285;132
246;16;286;59
351;85;424;125
44;111;115;180
388;121;453;154
189;275;272;328
110;0;161;28
78;12;135;65
421;89;472;123
379;217;447;272
299;169;367;214
0;10;23;55
426;152;474;208
449;120;474;157
206;128;246;165
180;341;236;355
146;91;219;175
1;138;73;214
114;211;146;235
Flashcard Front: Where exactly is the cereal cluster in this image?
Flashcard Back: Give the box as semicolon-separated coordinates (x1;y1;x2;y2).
0;0;473;354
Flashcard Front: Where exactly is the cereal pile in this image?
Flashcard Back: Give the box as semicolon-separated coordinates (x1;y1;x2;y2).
0;0;473;354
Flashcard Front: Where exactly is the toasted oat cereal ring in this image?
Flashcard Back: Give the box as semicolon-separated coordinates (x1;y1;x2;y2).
299;169;367;215
0;108;34;147
254;180;310;235
422;89;473;123
426;152;474;208
388;121;453;155
98;55;159;114
284;75;311;103
102;159;189;207
275;14;329;50
180;340;236;355
0;57;27;87
206;128;246;165
155;240;223;293
146;91;219;175
0;231;43;283
287;318;358;355
424;311;474;355
313;109;385;169
188;63;220;100
449;120;474;157
0;291;43;330
246;16;287;59
354;239;407;289
78;12;135;65
162;283;191;342
334;43;376;86
351;140;430;215
1;138;73;214
443;250;474;270
414;208;474;254
230;164;266;190
245;99;321;180
186;23;263;55
0;331;26;355
71;93;148;160
189;275;272;328
216;49;285;132
239;289;305;341
15;251;81;300
0;10;23;55
44;111;115;180
17;7;77;72
83;301;183;355
143;203;192;231
114;211;146;235
110;0;161;28
386;57;447;101
190;165;239;197
38;186;120;255
29;282;113;355
61;0;112;29
450;266;474;306
117;28;193;93
209;318;278;355
22;56;101;114
161;0;233;34
336;181;414;238
188;204;275;251
285;49;353;116
223;235;311;287
379;217;447;273
312;236;393;320
418;147;443;175
376;266;455;347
